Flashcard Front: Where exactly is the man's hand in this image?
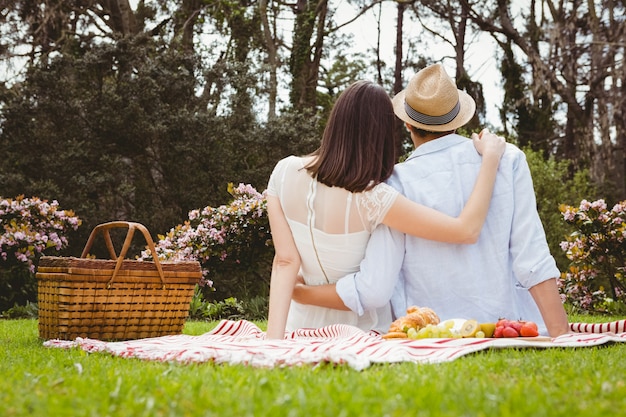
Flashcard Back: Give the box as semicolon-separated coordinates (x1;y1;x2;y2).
291;275;307;303
291;278;350;310
295;274;305;286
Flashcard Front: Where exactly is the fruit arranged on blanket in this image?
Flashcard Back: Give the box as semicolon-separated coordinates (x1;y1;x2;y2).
493;319;539;338
380;308;538;340
459;320;497;338
479;322;496;338
381;306;440;339
411;320;461;339
396;319;495;339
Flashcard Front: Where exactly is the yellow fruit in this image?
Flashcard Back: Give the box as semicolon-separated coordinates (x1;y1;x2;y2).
460;319;480;337
479;323;496;338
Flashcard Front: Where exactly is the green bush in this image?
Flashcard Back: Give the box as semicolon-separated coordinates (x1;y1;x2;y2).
0;301;38;319
0;267;37;315
524;148;598;270
188;287;267;321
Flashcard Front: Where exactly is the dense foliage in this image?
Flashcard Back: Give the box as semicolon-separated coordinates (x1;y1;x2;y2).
0;35;320;256
2;1;624;200
523;147;598;270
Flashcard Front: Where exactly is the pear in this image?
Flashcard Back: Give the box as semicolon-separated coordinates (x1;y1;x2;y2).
479;322;497;338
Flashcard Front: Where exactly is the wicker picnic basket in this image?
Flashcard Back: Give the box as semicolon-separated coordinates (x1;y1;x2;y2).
37;221;202;341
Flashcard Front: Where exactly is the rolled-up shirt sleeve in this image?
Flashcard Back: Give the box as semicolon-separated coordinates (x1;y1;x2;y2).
336;223;405;315
509;153;561;288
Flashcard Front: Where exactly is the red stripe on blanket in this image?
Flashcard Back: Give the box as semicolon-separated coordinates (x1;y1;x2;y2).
569;319;626;334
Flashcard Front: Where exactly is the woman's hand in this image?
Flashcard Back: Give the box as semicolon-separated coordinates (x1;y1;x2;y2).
472;128;506;159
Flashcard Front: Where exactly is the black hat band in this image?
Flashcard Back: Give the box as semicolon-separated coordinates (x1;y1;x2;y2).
404;100;460;126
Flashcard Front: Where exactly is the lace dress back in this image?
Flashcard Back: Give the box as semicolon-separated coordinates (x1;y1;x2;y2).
267;155;398;332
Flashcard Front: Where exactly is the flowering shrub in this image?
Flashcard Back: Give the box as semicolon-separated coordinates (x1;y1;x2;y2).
1;195;82;273
0;195;82;313
558;199;626;312
141;183;273;294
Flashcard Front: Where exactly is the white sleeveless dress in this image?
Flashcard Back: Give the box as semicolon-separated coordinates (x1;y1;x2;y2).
267;155;399;333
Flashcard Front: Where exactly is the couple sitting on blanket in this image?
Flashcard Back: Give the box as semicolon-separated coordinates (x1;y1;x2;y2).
265;64;570;340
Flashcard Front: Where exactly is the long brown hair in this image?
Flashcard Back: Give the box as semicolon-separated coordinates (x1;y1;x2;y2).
305;81;397;193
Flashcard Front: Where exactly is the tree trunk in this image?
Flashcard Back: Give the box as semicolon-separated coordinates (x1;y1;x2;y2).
375;2;384;85
452;1;482;130
172;0;201;52
99;0;139;35
587;0;626;199
289;0;328;110
393;1;409;154
394;2;405;96
260;0;278;119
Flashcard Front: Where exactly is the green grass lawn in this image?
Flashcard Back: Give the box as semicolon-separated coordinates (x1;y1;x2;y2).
1;316;625;417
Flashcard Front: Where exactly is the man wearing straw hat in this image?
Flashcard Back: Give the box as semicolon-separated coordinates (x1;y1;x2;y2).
293;63;570;337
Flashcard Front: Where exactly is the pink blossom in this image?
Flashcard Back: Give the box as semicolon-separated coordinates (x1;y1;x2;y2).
141;183;270;290
560;199;626;312
611;202;626;214
591;199;607;211
579;199;592;211
1;196;81;271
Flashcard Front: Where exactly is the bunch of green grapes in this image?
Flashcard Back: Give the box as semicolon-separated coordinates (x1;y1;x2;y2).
406;320;462;339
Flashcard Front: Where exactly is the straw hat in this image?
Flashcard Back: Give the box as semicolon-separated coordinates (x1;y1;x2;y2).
392;64;476;132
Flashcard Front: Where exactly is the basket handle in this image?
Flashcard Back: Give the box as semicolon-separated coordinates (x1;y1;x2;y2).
81;221;167;289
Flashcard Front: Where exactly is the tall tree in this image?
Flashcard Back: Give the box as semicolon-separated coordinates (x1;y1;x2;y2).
289;0;328;109
498;38;556;151
394;1;407;96
410;0;486;130
464;0;626;199
259;0;280;118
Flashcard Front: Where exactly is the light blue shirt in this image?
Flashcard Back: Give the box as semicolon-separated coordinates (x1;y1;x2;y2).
336;134;560;334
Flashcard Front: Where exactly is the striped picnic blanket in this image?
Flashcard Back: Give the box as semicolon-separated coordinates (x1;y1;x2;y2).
44;319;626;370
